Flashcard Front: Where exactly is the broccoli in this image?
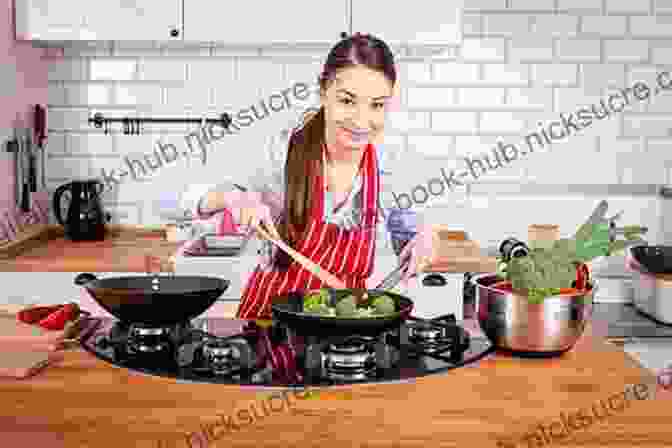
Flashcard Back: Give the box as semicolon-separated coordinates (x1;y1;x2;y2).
505;248;576;291
372;295;395;315
335;296;357;317
303;288;330;312
307;303;332;316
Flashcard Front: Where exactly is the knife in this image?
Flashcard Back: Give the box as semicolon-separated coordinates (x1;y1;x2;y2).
6;138;19;209
28;127;37;193
33;105;47;190
20;129;31;212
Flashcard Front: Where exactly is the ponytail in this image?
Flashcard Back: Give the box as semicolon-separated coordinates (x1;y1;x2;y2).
274;107;326;269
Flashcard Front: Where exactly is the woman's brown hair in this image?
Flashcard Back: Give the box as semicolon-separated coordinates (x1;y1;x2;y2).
275;33;397;269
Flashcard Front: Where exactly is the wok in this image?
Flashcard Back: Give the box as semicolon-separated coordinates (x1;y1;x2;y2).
74;273;229;326
630;245;672;274
271;289;414;336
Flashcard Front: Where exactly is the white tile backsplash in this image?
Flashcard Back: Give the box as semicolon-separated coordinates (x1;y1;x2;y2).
90;59;137;81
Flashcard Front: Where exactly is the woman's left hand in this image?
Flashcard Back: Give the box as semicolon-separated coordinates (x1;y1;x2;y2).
398;226;434;286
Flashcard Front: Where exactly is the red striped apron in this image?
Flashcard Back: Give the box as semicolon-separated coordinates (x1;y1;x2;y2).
236;143;380;320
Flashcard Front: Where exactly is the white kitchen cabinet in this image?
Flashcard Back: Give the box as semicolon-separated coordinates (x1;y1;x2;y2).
182;0;350;43
351;0;463;46
15;0;182;41
16;0;462;45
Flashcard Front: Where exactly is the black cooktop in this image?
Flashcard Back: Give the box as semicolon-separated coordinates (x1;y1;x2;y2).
79;315;494;389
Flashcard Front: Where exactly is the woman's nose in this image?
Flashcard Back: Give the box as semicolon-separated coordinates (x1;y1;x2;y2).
350;106;373;128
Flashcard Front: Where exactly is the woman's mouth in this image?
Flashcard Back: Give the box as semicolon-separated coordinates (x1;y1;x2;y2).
343;128;370;141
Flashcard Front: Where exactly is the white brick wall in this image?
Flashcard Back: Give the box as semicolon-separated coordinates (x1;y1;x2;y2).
558;0;602;12
43;4;667;244
581;16;627;36
606;0;651;14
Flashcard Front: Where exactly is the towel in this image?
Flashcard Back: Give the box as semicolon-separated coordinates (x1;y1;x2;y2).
0;313;67;352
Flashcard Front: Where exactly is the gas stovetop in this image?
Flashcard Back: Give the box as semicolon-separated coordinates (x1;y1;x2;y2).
80;315;494;388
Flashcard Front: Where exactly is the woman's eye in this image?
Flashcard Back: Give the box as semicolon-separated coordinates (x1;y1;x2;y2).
340;98;354;105
373;103;385;110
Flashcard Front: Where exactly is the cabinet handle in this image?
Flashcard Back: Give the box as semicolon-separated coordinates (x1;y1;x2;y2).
170;28;180;38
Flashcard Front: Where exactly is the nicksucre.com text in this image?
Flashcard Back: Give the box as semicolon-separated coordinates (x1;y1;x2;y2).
393;70;672;210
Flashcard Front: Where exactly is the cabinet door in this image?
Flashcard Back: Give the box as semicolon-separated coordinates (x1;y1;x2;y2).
351;0;463;46
15;0;88;40
183;0;349;44
15;0;182;41
82;0;182;41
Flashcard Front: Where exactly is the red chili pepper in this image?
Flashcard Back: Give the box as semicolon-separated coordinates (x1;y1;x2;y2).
17;305;64;325
575;263;589;291
37;303;80;331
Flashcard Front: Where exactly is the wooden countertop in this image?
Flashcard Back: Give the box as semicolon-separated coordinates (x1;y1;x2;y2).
0;225;180;272
0;224;498;274
0;319;670;448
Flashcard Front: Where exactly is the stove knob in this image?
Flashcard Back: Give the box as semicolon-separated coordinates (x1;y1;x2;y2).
176;343;198;367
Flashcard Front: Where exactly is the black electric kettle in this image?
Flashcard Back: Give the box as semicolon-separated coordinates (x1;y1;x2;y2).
52;179;111;241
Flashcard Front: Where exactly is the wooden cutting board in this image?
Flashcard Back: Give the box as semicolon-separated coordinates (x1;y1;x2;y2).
0;350;54;379
0;315;63;379
427;228;498;273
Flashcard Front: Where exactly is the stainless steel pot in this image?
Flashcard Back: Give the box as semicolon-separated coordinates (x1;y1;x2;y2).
473;274;595;356
628;246;672;325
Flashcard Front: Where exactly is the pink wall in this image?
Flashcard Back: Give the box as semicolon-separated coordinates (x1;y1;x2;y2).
0;0;62;241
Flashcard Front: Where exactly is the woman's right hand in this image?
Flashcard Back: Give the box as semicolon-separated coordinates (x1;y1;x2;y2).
239;203;280;237
223;192;279;238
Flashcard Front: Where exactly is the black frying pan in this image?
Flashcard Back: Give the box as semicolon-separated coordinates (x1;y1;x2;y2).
271;289;414;336
74;273;229;326
630;245;672;274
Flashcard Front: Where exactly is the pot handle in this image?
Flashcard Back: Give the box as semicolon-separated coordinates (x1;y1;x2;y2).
74;273;98;285
422;274;447;287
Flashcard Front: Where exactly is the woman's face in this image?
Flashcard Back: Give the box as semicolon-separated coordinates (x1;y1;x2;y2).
321;65;394;152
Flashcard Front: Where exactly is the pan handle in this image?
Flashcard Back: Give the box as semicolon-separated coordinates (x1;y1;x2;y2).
74;273;98;285
422;274;447;287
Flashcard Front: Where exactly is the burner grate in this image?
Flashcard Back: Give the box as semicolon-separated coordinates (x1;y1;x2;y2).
79;316;493;387
402;314;470;361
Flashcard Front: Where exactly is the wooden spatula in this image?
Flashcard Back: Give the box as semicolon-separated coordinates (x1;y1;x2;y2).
255;222;346;290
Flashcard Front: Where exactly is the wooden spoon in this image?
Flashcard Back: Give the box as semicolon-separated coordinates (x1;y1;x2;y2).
255;222;347;290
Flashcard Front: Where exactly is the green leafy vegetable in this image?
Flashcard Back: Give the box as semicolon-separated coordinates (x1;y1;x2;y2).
372;295;395;314
303;288;330;312
302;289;397;318
335;296;357;317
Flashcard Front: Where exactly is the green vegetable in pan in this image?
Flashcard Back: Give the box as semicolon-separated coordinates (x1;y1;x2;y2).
335;296;357;317
303;288;330;312
302;288;396;318
372;295;395;315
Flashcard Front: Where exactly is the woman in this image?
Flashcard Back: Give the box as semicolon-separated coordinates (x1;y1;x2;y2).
187;33;431;320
